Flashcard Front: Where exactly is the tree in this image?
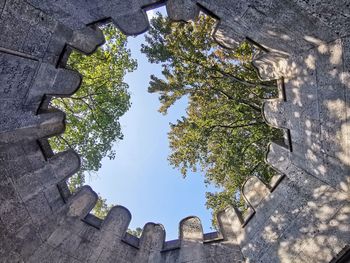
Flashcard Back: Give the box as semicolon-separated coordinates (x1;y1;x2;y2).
127;227;143;238
50;24;137;216
141;14;281;225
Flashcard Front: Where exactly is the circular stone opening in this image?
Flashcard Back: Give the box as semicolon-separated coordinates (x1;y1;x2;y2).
47;5;283;240
1;1;348;262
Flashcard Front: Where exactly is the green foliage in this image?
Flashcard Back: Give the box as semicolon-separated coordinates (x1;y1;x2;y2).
142;14;282;225
127;227;143;238
50;24;137;216
93;195;113;219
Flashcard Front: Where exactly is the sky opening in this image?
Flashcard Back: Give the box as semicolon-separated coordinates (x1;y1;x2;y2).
87;7;218;241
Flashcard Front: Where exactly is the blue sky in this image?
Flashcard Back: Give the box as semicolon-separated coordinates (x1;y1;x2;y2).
88;8;217;240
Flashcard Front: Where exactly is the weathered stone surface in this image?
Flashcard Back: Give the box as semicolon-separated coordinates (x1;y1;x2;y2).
242;177;270;209
26;0;163;35
25;65;81;109
0;110;66;145
166;0;200;22
0;1;349;262
0;52;38;99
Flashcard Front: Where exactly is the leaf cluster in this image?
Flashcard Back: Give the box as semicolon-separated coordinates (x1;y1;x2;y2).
142;14;282;226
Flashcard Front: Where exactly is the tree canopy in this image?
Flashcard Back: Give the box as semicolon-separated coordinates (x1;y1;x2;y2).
142;14;281;224
50;24;137;215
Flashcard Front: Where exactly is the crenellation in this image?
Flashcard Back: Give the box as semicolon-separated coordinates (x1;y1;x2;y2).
139;223;165;251
68;26;105;55
179;216;203;241
238;172;346;262
83;206;135;262
178;216;205;262
26;0;163;36
203;231;223;243
67;186;98;219
135;223;165;262
166;0;200;22
0;1;349;262
161;239;180;252
0;0;105;64
0;109;66;145
0;51;38;99
101;206;132;238
216;206;244;243
25;64;81;110
242;177;270;209
123;232;140;249
13;150;80;203
239;190;295;248
212;20;246;50
12;149;79;204
252;51;290;81
49;150;80;180
263;100;291;130
43;185;67;213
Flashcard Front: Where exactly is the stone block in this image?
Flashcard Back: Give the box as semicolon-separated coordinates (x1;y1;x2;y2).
242;176;270;209
101;206;131;239
213;21;245;50
180;216;203;241
166;0;199;22
0;0;5;12
135;223;165;262
25;64;81;109
0;52;38;100
0;1;349;263
198;0;249;23
14;223;43;259
0;11;30;51
0;110;66;145
69;26;105;55
22;25;53;58
15;165;52;201
25;191;53;224
139;223;165;251
44;185;65;211
28;243;56;263
318;84;347;157
0;199;30;234
49;150;80;181
67;186;98;219
179;216;205;262
316;40;344;86
22;141;47;171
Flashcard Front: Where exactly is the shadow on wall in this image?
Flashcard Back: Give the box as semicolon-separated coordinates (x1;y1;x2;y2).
262;37;350;192
0;0;349;262
238;31;350;262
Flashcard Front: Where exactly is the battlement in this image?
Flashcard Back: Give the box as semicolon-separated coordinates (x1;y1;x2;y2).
0;0;349;262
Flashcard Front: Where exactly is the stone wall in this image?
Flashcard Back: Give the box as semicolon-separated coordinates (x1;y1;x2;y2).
0;0;349;262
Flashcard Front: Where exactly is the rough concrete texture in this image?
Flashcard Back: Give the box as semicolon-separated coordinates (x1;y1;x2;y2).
0;0;349;262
